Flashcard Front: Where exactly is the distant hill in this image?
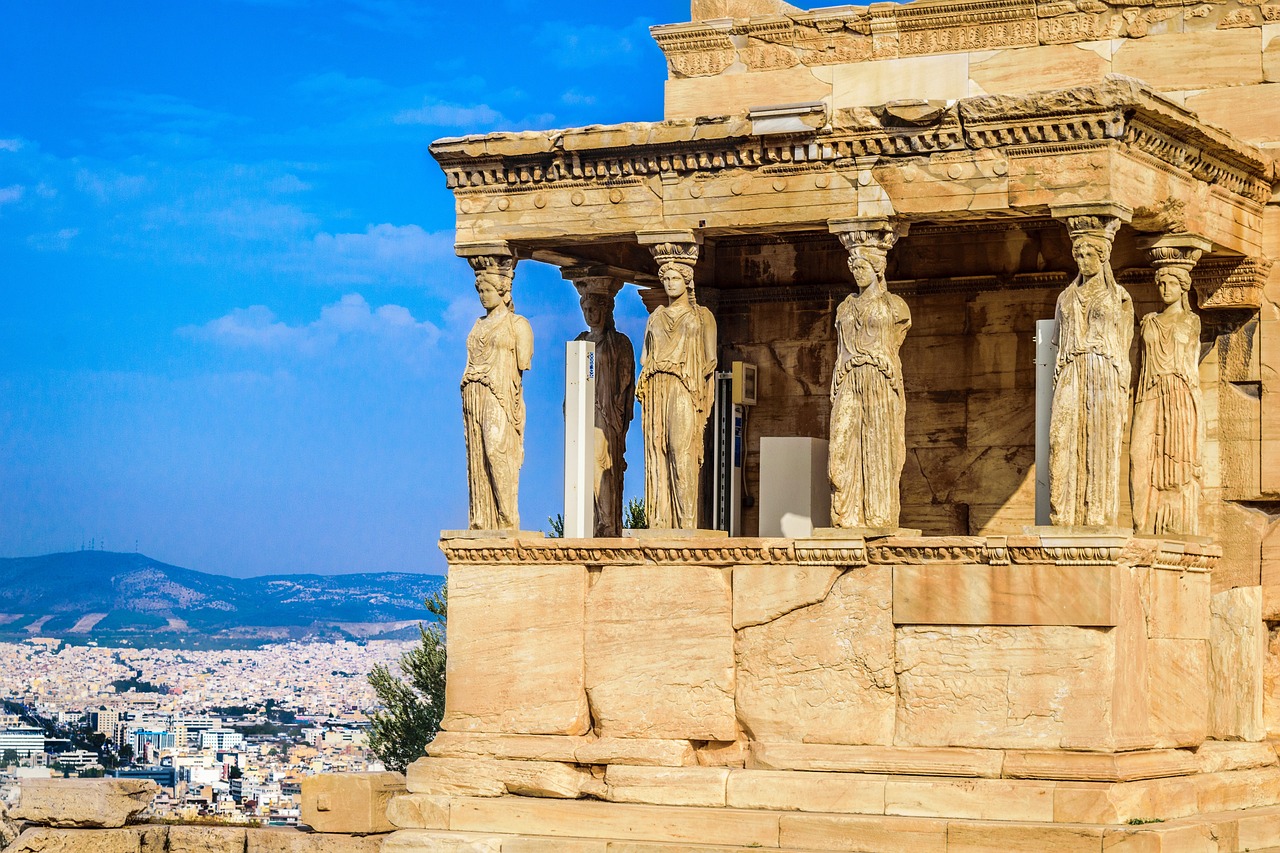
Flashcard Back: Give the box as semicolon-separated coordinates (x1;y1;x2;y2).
0;551;443;647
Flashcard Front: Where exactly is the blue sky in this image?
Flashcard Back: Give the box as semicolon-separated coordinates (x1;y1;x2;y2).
1;0;689;576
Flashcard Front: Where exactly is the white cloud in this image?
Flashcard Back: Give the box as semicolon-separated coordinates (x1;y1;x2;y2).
0;139;22;152
185;293;440;358
75;169;150;204
27;228;80;252
287;223;456;287
393;99;505;129
0;185;24;205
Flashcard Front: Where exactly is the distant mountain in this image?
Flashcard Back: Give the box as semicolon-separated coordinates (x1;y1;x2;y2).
0;551;443;647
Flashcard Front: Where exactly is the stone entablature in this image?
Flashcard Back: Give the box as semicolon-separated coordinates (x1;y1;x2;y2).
430;78;1270;261
653;0;1280;75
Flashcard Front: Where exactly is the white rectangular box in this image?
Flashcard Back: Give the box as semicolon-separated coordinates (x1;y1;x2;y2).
759;437;831;537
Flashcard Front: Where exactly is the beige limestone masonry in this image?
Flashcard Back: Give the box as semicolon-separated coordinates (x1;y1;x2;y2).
1209;586;1266;741
442;561;589;736
300;771;405;834
585;564;736;741
10;778;157;829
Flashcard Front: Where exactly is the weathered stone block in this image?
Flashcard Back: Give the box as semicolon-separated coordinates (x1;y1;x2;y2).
727;769;886;813
1149;569;1210;639
1148;638;1209;748
895;625;1112;749
605;765;729;807
443;563;590;736
406;757;598;799
168;825;247;853
386;794;450;830
11;778;158;828
1111;29;1264;91
731;563;840;629
246;829;384;852
748;741;1002;777
1208;586;1265;741
893;562;1115;626
383;830;503;853
7;826;158;853
301;771;404;834
736;567;894;745
885;777;1054;821
447;796;780;848
778;813;948;853
586;565;736;741
1053;777;1199;824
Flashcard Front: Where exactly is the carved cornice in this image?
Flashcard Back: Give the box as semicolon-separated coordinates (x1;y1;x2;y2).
431;80;1270;210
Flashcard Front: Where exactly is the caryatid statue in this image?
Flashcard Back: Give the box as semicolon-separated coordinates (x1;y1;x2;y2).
827;218;912;530
566;268;635;537
635;239;717;530
460;253;533;530
1048;207;1134;528
1130;238;1207;536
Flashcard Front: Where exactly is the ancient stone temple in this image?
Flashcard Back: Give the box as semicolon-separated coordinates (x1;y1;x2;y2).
388;1;1280;850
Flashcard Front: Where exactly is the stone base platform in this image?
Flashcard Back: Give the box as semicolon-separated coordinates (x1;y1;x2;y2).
384;794;1280;852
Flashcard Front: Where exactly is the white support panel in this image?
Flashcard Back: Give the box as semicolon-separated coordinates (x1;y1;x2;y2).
564;340;596;538
1034;319;1058;527
759;437;831;537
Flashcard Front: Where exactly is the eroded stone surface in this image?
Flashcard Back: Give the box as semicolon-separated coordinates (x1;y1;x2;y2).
301;771;404;835
11;779;158;829
168;825;247;853
586;564;735;741
736;567;895;745
386;794;451;830
731;564;840;629
895;625;1112;749
406;757;600;800
1209;586;1265;741
443;563;590;736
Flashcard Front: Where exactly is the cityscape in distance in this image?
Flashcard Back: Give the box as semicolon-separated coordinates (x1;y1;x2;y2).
0;550;443;825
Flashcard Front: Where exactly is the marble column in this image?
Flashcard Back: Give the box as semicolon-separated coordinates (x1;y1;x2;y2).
1047;203;1134;528
458;245;533;531
563;266;635;537
635;231;716;530
1131;234;1210;536
826;217;912;530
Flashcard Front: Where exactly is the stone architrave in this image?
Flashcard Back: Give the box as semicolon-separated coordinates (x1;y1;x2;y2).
826;217;911;530
1048;204;1134;528
459;248;534;531
1131;235;1209;537
564;267;636;537
635;232;717;530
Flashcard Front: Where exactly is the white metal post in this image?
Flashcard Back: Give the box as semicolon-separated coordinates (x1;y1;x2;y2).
1034;319;1058;526
564;340;596;538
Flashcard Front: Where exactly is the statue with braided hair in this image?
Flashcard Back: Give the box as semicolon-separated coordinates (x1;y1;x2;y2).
828;233;911;529
1049;216;1133;527
1130;258;1203;535
636;259;716;529
461;256;533;530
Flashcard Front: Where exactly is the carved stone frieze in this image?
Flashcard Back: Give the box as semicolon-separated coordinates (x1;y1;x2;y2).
651;0;1274;73
1193;257;1274;310
437;534;1218;570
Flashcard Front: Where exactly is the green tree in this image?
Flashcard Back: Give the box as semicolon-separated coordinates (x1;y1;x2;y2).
1;749;18;767
547;513;564;537
367;589;447;773
624;497;648;529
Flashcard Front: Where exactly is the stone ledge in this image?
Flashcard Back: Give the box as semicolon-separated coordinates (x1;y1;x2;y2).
10;778;158;829
3;825;384;853
383;795;1280;851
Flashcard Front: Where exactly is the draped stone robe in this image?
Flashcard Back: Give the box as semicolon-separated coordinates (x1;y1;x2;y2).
637;301;716;529
1049;272;1134;527
828;286;911;529
461;308;533;530
1130;307;1202;535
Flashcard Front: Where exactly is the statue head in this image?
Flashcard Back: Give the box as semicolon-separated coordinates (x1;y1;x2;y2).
1155;264;1193;310
469;255;516;311
848;248;888;290
571;274;622;333
1065;215;1121;281
659;261;695;303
